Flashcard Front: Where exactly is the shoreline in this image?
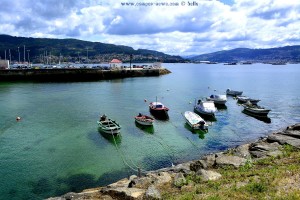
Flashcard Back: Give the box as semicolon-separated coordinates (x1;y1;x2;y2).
47;123;300;200
0;68;171;82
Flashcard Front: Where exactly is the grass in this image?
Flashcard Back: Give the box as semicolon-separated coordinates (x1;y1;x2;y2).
161;145;300;200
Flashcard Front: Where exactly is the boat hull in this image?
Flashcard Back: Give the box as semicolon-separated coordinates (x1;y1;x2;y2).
135;115;154;126
226;89;243;96
237;96;260;105
97;118;121;136
242;105;271;116
150;109;169;120
184;111;208;131
194;107;215;116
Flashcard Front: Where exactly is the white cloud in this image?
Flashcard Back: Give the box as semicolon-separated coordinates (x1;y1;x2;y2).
0;0;299;55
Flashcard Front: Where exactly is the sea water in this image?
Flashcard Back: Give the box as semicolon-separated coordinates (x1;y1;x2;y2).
0;63;299;199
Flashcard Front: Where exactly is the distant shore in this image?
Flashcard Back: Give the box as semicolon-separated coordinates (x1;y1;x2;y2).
47;123;300;200
0;68;171;82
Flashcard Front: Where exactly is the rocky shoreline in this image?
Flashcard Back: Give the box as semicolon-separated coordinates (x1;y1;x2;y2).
47;123;300;200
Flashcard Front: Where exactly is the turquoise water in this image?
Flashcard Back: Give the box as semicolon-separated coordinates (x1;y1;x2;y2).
0;63;299;199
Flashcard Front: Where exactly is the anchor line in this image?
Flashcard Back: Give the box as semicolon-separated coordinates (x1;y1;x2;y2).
107;118;155;175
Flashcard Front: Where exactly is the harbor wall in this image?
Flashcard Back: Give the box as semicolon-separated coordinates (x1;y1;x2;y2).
0;68;171;82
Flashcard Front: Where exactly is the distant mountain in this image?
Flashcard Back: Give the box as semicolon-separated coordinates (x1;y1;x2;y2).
0;34;184;63
190;46;300;63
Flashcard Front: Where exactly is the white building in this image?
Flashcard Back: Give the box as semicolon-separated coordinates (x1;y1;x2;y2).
0;60;9;69
109;59;122;69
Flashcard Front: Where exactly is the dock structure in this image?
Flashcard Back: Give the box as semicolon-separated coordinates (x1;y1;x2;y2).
0;68;171;82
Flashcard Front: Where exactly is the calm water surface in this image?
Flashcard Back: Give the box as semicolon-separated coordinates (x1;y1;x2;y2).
0;63;299;199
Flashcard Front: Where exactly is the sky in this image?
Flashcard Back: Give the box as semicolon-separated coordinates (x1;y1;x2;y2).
0;0;299;56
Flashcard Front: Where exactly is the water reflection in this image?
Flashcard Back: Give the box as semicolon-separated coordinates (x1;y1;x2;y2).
98;128;122;145
135;121;154;134
184;123;206;139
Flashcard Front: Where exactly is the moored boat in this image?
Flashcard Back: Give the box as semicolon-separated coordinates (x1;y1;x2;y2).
236;96;260;105
194;100;217;117
226;88;243;96
97;114;121;135
184;111;208;131
135;113;154;126
206;94;227;105
242;102;271;116
149;101;169;119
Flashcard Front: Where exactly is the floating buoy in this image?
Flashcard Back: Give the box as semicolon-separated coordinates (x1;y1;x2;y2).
16;116;21;121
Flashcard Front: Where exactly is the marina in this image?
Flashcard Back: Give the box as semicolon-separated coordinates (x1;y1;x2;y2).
0;63;299;199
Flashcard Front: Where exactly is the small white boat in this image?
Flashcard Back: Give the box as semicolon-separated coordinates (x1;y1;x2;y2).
206;94;227;105
135;113;154;126
242;102;271;116
184;111;208;131
226;88;243;96
194;100;217;116
236;96;260;105
97;114;121;135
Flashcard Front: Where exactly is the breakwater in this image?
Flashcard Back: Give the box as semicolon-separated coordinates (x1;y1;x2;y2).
0;68;171;82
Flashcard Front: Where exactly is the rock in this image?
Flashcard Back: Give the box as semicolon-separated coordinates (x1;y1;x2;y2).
196;169;222;181
267;134;300;148
131;176;152;189
202;154;216;168
286;123;300;131
108;178;130;188
249;141;281;158
173;173;187;188
250;141;280;152
147;172;172;186
101;187;146;200
215;155;247;168
233;144;251;159
281;130;300;139
144;185;161;200
172;162;192;174
190;160;207;171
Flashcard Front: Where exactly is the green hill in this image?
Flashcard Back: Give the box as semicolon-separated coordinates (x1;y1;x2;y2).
0;34;184;63
190;46;300;63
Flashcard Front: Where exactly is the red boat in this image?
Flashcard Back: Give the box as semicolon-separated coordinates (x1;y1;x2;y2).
149;101;169;119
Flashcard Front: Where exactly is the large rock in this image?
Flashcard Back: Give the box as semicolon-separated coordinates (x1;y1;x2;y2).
215;155;247;168
144;185;161;200
286;123;300;131
267;134;300;148
101;187;146;200
190;160;208;171
147;172;172;186
173;173;187;188
172;162;192;174
196;169;222;181
233;144;251;159
249;141;282;158
281;130;300;139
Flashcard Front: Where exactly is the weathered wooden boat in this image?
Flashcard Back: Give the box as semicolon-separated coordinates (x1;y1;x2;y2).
206;94;227;105
194;100;217;117
226;88;243;96
242;103;271;116
149;101;169;119
135;113;154;126
97;114;121;135
184;111;208;131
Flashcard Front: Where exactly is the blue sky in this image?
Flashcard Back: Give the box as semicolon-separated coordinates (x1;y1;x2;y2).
0;0;299;55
